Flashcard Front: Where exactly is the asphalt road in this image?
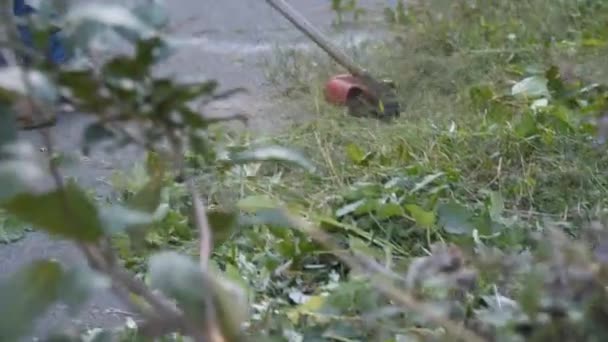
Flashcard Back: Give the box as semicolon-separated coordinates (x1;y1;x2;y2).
0;0;384;338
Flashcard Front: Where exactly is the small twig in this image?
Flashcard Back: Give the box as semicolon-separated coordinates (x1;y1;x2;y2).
189;180;213;270
164;128;214;269
82;242;208;339
80;243;181;318
5;24;175;324
187;185;224;342
165;127;223;342
2;15;228;340
8;60;192;340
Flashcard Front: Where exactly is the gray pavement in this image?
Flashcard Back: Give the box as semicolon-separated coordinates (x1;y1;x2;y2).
0;0;386;338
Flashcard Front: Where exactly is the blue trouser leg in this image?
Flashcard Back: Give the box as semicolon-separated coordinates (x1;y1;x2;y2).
47;32;67;64
13;0;68;65
13;0;34;16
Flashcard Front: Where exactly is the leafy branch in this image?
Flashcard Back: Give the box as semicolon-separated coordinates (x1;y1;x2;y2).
0;2;250;340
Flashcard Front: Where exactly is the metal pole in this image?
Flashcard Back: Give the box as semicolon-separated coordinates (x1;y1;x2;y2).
264;0;368;78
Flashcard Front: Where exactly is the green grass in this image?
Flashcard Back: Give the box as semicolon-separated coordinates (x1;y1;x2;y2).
253;0;608;232
268;4;605;244
213;1;608;339
111;1;608;340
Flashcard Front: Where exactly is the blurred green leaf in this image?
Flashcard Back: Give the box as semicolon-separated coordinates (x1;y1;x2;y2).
349;235;383;259
405;204;435;229
545;65;567;98
3;181;104;241
0;67;58;102
0;261;64;341
222;263;249;290
345;143;373;165
148;251;208;319
122;153;166;248
549;105;576;133
377;202;404;219
58;267;111;315
0;214;29;244
208;209;239;246
145;79;217;121
437;201;474;235
103;38;163;81
99;204;164;234
103;56;147;81
237;195;280;212
57;70;108;112
127;152;165;213
353;198;379;215
469;84;495;110
0;142;46;203
212;272;250;340
514;112;538;138
237;199;296;232
146;151;165;178
242;208;293;229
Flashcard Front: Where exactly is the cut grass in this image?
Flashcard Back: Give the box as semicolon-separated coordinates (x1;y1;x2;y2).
245;0;608;243
244;107;608;230
189;1;608;339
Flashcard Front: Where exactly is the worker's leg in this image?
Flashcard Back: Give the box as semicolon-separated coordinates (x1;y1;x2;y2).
13;0;34;65
12;0;70;129
12;0;35;16
13;0;69;65
47;31;68;64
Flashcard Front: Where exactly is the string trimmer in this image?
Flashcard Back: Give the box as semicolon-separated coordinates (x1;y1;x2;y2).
265;0;400;119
